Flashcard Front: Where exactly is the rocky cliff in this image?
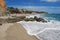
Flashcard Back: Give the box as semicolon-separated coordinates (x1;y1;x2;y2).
0;0;6;15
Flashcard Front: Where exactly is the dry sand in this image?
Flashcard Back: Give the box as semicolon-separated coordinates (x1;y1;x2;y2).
0;23;14;40
0;23;38;40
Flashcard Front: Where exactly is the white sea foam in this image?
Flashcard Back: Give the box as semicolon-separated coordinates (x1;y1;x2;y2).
17;20;60;40
17;20;60;33
36;29;60;40
26;14;43;18
17;14;60;40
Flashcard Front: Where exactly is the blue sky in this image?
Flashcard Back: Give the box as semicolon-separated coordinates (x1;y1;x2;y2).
5;0;60;13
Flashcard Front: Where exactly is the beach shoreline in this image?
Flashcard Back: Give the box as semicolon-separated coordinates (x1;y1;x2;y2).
0;23;38;40
17;20;60;40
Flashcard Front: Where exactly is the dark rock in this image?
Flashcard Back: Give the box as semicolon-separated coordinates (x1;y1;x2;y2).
24;18;29;21
34;16;47;22
0;23;2;25
6;16;26;23
29;17;35;21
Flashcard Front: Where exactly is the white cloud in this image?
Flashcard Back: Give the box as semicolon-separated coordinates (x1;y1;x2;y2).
42;0;60;2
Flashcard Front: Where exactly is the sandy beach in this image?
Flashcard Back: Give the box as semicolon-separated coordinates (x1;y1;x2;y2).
0;23;38;40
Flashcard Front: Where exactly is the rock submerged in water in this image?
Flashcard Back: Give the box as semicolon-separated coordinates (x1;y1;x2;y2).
24;17;35;21
24;16;47;22
34;16;47;22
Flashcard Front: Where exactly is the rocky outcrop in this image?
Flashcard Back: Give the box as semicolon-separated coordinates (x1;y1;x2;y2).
0;16;26;23
24;16;47;22
0;0;6;16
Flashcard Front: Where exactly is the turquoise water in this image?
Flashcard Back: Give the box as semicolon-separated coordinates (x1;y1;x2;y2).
43;14;60;21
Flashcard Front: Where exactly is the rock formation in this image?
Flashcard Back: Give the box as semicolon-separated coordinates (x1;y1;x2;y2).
0;0;6;16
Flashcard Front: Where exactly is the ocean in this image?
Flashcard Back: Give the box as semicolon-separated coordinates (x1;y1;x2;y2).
17;14;60;40
42;14;60;21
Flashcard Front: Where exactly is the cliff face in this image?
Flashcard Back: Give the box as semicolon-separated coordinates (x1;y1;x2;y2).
0;0;6;15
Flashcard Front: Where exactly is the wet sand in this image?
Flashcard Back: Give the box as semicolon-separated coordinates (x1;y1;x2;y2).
0;23;38;40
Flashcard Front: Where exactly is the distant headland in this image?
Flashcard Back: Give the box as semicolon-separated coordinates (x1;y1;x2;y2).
6;7;48;14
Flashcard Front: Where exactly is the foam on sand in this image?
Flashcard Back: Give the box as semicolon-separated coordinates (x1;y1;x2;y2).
36;29;60;40
17;20;60;40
